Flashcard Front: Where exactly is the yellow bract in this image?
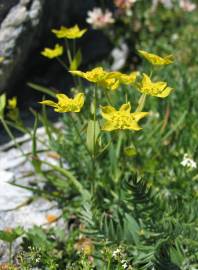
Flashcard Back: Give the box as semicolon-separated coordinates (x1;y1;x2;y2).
101;102;148;131
52;25;87;39
138;50;173;66
41;44;63;59
137;73;173;98
8;97;17;109
70;67;138;91
39;93;85;113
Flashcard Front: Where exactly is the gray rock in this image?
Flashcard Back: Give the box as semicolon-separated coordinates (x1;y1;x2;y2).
0;0;44;91
0;124;64;262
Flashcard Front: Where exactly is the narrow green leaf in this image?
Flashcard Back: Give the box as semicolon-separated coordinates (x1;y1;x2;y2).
69;49;82;71
27;83;56;98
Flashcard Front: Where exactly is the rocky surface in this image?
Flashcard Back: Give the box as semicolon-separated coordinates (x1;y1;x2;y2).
0;0;45;91
0;125;63;262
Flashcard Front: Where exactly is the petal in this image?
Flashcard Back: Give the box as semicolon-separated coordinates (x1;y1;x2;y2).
110;80;120;91
132;112;149;122
54;106;66;113
154;81;167;90
74;93;85;108
120;72;138;84
101;105;116;120
101;121;116;131
142;73;151;84
56;94;70;103
120;103;131;113
128;121;142;131
39;100;58;107
157;87;173;98
69;70;85;78
164;55;174;64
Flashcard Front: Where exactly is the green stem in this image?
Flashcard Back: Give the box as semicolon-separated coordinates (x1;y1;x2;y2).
72;39;76;58
57;57;68;70
91;87;97;194
70;113;92;159
107;257;111;270
135;93;147;112
65;39;73;64
41;160;86;195
93;87;97;159
65;39;79;87
104;89;114;106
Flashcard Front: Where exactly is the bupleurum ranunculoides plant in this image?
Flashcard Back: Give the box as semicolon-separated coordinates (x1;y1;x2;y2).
39;25;174;195
40;25;174;140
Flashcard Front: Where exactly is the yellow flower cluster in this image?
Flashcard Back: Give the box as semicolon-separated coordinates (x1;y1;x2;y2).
101;103;148;131
138;50;173;66
41;25;87;60
39;49;174;133
70;67;138;91
52;25;87;39
137;73;173;98
41;44;63;59
39;93;84;113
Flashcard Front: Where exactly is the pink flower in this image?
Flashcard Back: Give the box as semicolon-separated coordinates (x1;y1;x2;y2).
114;0;137;9
86;8;115;29
179;0;196;12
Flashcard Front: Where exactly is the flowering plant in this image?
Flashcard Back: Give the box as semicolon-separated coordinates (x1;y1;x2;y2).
1;19;198;269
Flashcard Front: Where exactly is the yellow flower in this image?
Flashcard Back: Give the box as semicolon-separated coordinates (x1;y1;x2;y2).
137;73;173;98
101;102;148;131
41;44;63;59
0;57;4;63
70;68;138;91
52;25;87;39
8;97;17;109
70;67;106;82
138;50;173;66
70;67;118;91
39;93;85;113
107;71;138;85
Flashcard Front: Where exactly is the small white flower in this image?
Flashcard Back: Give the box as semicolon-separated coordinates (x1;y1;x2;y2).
112;248;121;258
181;154;197;169
86;8;114;29
122;260;128;269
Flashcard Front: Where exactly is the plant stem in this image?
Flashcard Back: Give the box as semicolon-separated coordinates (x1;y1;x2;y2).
41;160;86;195
135;93;147;112
70;113;92;159
107;258;111;270
104;89;114;106
65;39;72;64
57;57;68;70
91;87;97;194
